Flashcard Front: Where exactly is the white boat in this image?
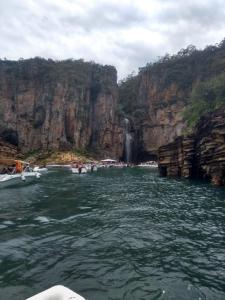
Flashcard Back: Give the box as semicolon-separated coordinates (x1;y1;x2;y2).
113;163;128;168
0;159;41;187
46;164;71;169
137;161;158;168
26;285;85;300
33;166;48;173
84;164;98;172
71;167;88;174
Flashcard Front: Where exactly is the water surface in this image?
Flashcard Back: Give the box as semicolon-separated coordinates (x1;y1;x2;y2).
0;168;225;299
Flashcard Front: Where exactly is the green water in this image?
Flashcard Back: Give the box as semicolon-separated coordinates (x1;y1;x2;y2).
0;168;225;300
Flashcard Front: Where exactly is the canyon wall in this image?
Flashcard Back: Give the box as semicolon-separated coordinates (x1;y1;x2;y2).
118;43;225;160
0;139;20;159
1;42;225;165
0;58;124;159
158;106;225;185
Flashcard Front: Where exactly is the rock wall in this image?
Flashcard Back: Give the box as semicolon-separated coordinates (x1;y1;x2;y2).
0;139;20;159
194;107;225;185
119;44;225;160
0;59;124;159
158;136;194;178
158;106;225;185
1;44;225;163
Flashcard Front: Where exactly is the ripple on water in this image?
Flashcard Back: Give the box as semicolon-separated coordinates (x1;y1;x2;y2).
0;168;225;300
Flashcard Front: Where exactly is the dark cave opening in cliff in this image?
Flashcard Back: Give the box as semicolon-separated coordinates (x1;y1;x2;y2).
136;151;158;163
1;129;18;146
159;166;167;177
121;148;158;164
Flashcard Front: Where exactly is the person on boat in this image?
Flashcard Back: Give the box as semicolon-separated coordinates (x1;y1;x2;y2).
78;162;82;174
15;160;23;173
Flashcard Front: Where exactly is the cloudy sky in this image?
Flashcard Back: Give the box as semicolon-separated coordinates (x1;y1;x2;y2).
1;0;225;79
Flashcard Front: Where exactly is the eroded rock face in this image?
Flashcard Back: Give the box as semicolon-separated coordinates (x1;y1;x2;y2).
158;106;225;185
138;72;187;156
118;67;192;160
194;107;225;185
118;44;225;160
0;59;123;159
0;139;20;159
158;136;194;178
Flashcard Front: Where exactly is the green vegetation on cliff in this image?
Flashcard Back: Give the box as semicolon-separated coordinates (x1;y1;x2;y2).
117;74;145;123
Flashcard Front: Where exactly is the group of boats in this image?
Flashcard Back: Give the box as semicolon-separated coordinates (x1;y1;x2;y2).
0;158;158;188
0;159;100;187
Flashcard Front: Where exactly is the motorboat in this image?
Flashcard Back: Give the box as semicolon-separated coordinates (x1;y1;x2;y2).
26;285;85;300
86;164;98;171
71;167;88;174
0;159;41;187
46;164;71;169
137;161;158;168
113;163;128;168
33;166;48;173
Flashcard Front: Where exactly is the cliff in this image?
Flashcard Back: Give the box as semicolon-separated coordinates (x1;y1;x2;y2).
1;41;225;164
0;138;20;159
158;136;194;178
0;58;123;159
118;41;225;160
158;106;225;185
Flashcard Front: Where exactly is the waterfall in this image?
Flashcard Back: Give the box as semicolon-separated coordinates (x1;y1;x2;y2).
124;118;133;163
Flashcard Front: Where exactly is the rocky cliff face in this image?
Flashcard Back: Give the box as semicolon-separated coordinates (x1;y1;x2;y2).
0;58;124;158
136;71;187;157
158;136;194;178
1;43;225;164
158;106;225;185
0;139;20;159
118;43;225;160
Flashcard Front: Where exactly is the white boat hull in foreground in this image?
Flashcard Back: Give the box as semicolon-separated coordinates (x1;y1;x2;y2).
26;285;85;300
0;172;41;187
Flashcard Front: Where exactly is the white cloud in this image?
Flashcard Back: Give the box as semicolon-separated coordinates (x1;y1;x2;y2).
0;0;225;79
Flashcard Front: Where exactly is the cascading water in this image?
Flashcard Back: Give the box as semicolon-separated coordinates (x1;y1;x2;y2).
124;118;133;163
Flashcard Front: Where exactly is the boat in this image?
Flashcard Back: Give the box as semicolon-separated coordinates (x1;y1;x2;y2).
86;164;98;172
137;161;158;168
33;166;48;173
93;165;97;171
46;164;71;169
26;285;85;300
71;167;88;174
100;158;117;168
0;159;41;187
113;163;128;168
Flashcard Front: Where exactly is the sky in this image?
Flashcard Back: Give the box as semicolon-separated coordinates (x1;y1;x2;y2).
1;0;225;79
